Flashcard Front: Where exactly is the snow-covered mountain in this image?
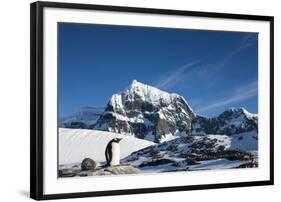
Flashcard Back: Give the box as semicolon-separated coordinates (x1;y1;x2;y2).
191;108;258;135
92;80;195;143
59;107;104;129
59;80;258;144
59;128;155;165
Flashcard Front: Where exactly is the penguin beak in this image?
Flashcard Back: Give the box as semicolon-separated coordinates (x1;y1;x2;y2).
117;138;122;142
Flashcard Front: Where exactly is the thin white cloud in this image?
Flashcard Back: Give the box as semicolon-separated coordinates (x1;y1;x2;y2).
216;34;257;70
155;34;257;91
155;61;199;90
196;81;258;113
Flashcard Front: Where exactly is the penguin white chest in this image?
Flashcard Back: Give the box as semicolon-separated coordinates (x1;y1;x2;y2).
110;142;120;166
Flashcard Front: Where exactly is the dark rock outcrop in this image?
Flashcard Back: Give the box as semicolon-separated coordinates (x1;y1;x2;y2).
81;158;97;171
59;165;141;177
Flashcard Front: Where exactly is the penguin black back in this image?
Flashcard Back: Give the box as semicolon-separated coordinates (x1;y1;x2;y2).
105;138;122;166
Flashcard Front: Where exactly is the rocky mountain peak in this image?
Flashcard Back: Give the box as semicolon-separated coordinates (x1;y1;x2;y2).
123;80;182;105
219;107;257;119
93;80;195;142
130;79;143;88
191;107;258;135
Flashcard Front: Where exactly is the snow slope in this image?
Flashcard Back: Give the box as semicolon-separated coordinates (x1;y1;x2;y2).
228;131;258;151
188;131;258;151
122;131;257;172
59;128;155;165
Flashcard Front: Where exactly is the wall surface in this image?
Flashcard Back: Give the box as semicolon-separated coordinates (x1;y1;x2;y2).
0;0;279;201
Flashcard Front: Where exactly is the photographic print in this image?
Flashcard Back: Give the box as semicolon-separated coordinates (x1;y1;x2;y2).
30;2;273;199
58;23;259;178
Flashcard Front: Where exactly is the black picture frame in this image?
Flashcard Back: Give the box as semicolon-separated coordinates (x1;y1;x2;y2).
30;1;274;200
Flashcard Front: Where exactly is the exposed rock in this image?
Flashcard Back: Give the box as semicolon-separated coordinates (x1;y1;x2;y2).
81;158;97;171
59;165;141;177
58;168;79;177
102;165;141;175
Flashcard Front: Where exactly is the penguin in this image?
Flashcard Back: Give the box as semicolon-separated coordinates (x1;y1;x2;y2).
105;138;122;166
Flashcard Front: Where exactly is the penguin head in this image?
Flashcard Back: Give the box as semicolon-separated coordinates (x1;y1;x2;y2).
113;138;122;143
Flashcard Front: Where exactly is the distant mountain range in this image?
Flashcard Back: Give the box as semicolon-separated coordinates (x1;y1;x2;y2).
59;107;104;129
191;108;258;135
59;80;258;143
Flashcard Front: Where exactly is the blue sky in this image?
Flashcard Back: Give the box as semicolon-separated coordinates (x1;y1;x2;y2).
58;23;258;118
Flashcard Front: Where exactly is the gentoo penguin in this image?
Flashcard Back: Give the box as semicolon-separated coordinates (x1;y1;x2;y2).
105;138;122;166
